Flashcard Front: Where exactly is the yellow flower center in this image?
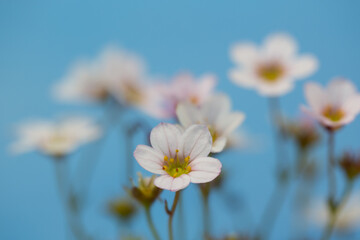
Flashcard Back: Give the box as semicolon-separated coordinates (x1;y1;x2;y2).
322;105;345;122
257;62;284;83
123;82;143;104
208;126;218;143
162;149;191;178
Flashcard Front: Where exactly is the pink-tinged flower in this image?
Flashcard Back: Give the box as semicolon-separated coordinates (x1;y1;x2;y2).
302;78;360;130
134;123;222;192
176;94;245;153
229;33;318;96
156;73;217;118
53;46;145;103
10;116;102;157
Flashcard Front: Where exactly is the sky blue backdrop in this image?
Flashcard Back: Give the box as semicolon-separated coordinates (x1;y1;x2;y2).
1;1;360;240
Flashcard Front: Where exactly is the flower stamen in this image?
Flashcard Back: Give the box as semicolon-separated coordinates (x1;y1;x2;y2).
162;150;191;178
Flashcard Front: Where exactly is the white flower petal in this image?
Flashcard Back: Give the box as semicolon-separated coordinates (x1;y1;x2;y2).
228;69;256;88
263;33;297;59
189;157;222;183
216;112;245;137
211;137;227;153
327;78;358;105
150;123;182;158
304;82;326;113
154;174;191;192
257;79;294;97
290;54;318;79
344;95;360;116
230;42;259;66
201;94;231;124
134;145;166;174
179;125;212;160
176;102;203;128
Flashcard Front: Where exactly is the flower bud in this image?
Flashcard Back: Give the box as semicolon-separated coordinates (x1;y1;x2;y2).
339;152;360;181
108;197;137;221
128;173;162;208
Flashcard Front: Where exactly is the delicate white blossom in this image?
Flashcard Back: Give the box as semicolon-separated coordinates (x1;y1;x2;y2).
156;73;217;118
176;94;245;153
229;33;318;96
134;123;222;191
302;78;360;130
11;116;101;157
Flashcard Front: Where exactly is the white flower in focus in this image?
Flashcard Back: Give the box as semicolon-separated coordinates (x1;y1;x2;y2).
229;33;318;96
302;78;360;130
306;192;360;232
11;116;101;157
176;94;245;153
134;123;222;192
157;73;217;118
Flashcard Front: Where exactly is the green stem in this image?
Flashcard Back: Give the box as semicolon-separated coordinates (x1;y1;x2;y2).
145;207;161;240
320;180;354;240
327;131;336;204
202;192;210;238
167;191;181;240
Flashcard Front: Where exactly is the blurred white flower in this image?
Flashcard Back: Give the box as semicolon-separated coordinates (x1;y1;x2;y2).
176;94;245;153
156;73;217;118
305;192;360;232
229;33;318;96
134;123;222;192
302;78;360;130
11;116;102;158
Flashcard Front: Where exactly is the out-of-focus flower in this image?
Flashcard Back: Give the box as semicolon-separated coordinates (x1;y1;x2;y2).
156;73;217;118
176;94;245;153
339;152;360;181
128;173;162;207
108;197;137;221
54;47;145;104
302;78;360;130
305;192;360;232
11;116;101;158
281;116;320;150
229;33;318;96
134;123;222;192
53;47;167;119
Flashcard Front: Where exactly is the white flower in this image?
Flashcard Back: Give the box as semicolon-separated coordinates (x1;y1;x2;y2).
302;78;360;130
305;192;360;232
229;33;318;96
156;73;217;118
176;94;245;153
133;123;222;192
11;116;102;157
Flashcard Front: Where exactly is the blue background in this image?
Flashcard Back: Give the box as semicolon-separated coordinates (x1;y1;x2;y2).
1;1;360;239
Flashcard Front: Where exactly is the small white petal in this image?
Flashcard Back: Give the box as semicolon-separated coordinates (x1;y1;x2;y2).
290;54;319;79
216;112;245;137
211;137;227;153
304;82;326;113
189;157;222;183
154;174;191;192
327;78;358;105
201;94;231;124
150;123;182;158
344;95;360;116
230;42;259;66
179;125;212;160
228;69;256;88
176;102;203;128
257;79;294;97
134;145;165;174
263;33;298;59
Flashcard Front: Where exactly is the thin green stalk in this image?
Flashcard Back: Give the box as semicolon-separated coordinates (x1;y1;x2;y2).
145;206;161;240
320;180;354;240
167;191;181;240
327;131;336;204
